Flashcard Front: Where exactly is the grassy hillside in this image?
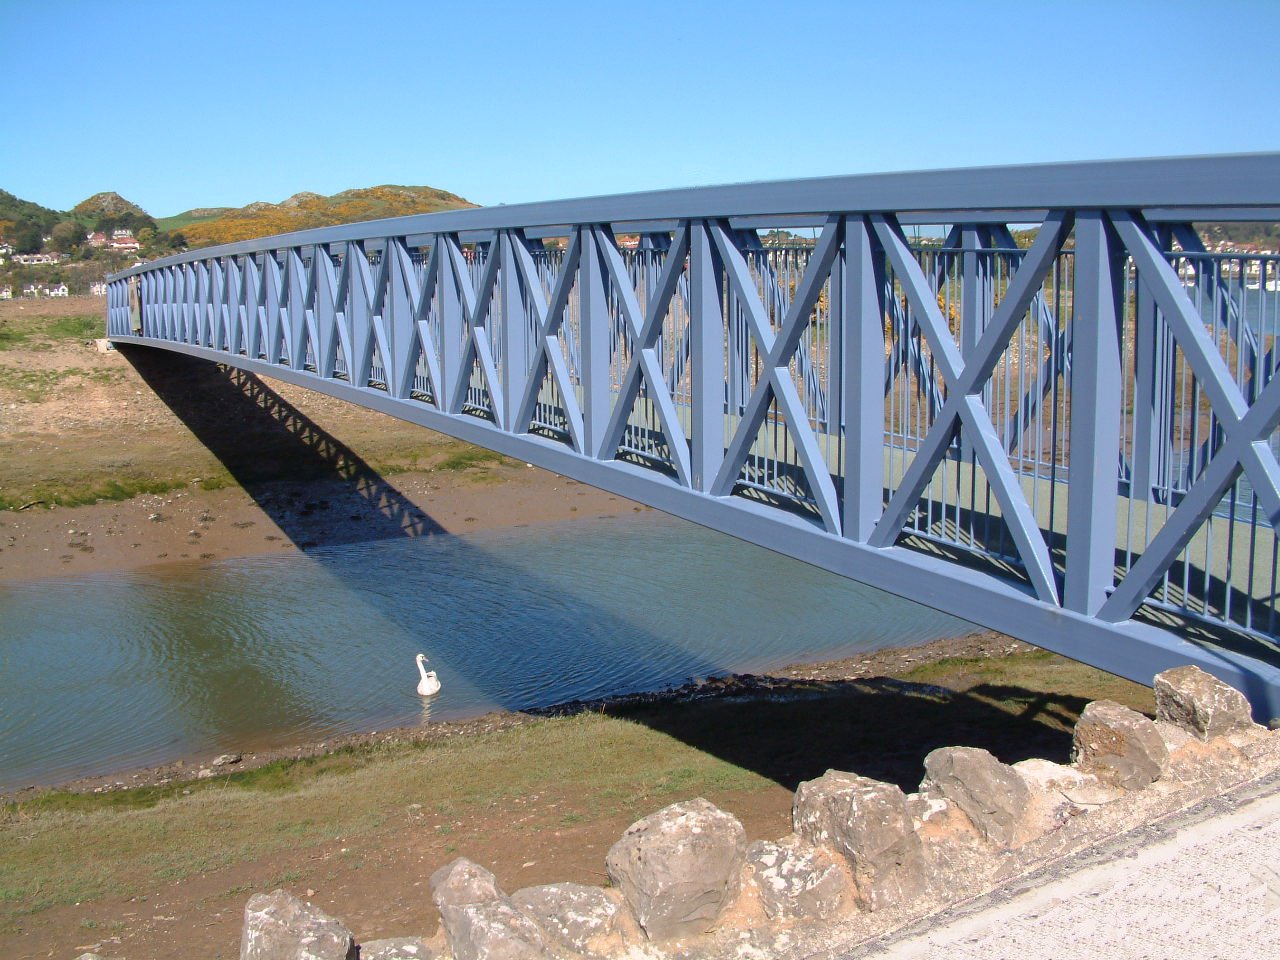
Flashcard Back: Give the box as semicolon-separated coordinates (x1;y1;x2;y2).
154;207;234;234
0;190;62;251
177;184;475;248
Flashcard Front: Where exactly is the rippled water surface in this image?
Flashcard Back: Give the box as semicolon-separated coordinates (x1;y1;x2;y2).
0;514;967;791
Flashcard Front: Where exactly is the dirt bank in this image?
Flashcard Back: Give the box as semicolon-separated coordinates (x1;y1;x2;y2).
0;296;638;582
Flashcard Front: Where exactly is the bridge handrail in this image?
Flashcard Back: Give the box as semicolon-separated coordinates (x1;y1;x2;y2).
108;153;1280;280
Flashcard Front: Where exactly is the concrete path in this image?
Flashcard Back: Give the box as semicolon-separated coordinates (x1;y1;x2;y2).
847;778;1280;960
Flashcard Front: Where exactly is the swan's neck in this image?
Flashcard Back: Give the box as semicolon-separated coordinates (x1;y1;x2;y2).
416;658;429;679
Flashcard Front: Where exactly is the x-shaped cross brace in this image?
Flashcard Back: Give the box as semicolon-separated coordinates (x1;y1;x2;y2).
1100;211;1280;620
866;212;1074;604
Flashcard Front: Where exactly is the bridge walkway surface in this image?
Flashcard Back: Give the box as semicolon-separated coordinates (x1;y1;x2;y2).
107;154;1280;716
839;773;1280;960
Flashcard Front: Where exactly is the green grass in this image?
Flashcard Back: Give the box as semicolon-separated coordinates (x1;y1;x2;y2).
0;475;221;512
435;445;511;471
0;713;767;920
0;314;102;350
0;366;123;403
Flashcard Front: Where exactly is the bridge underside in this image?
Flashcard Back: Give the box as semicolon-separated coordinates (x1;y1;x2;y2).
108;156;1280;718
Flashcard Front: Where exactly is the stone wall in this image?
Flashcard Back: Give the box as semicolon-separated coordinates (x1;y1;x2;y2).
234;665;1280;960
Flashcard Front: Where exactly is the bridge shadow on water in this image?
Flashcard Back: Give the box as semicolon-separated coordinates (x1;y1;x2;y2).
118;345;1085;792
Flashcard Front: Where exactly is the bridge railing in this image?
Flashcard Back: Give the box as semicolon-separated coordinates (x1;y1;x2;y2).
108;154;1280;713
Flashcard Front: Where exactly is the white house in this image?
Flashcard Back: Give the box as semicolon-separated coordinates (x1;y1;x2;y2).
89;280;108;296
0;285;12;300
21;284;39;298
45;283;69;297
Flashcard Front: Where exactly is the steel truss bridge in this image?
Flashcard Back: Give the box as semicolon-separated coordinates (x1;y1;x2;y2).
108;155;1280;718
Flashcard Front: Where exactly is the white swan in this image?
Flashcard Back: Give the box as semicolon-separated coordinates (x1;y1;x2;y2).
415;653;442;696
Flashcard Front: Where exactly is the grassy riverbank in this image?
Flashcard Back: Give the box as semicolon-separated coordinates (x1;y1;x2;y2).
0;641;1153;959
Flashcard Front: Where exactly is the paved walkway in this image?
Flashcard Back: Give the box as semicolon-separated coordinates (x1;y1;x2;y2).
850;780;1280;960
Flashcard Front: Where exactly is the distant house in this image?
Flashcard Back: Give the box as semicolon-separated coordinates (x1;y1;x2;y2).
45;282;69;297
21;284;39;298
0;286;12;300
109;229;141;252
89;280;108;296
12;252;64;265
86;231;107;248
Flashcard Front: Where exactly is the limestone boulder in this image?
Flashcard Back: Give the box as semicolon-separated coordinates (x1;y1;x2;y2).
429;858;503;912
604;797;746;941
429;858;553;960
1072;700;1170;790
921;746;1032;848
240;889;357;960
440;900;553;960
1154;665;1255;741
358;938;438;960
511;883;627;958
1013;758;1124;808
744;834;852;921
792;770;929;910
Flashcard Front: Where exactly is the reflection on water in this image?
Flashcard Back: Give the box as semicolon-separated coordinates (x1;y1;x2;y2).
0;514;967;791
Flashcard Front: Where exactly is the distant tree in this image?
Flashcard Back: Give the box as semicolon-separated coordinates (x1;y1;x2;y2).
12;221;43;253
49;221;83;253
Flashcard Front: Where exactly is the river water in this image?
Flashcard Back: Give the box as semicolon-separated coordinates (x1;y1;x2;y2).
0;514;966;792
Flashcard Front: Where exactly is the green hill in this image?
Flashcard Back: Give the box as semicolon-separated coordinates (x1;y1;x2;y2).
71;192;149;223
0;190;63;252
155;207;234;234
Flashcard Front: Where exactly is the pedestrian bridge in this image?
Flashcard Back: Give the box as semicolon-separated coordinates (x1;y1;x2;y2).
107;154;1280;719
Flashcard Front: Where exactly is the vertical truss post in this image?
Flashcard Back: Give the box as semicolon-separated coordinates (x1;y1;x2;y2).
437;236;463;412
579;227;612;458
959;225;989;462
1065;211;1124;614
285;249;308;370
386;241;414;400
501;231;529;432
843;217;886;541
690;220;726;492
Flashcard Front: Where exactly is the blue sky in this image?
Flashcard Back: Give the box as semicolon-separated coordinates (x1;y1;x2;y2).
3;0;1277;217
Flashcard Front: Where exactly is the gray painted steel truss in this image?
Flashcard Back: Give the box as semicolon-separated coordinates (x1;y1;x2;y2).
107;154;1280;719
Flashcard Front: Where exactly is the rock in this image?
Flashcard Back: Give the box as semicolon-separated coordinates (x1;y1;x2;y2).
240;888;357;960
429;859;552;960
1154;665;1256;741
214;753;243;766
605;797;746;941
792;770;929;910
358;938;437;959
1013;758;1123;807
1154;720;1195;754
197;768;214;779
1072;700;1170;790
430;858;503;912
744;834;852;921
511;883;625;958
921;746;1031;847
439;899;553;960
1166;736;1251;791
